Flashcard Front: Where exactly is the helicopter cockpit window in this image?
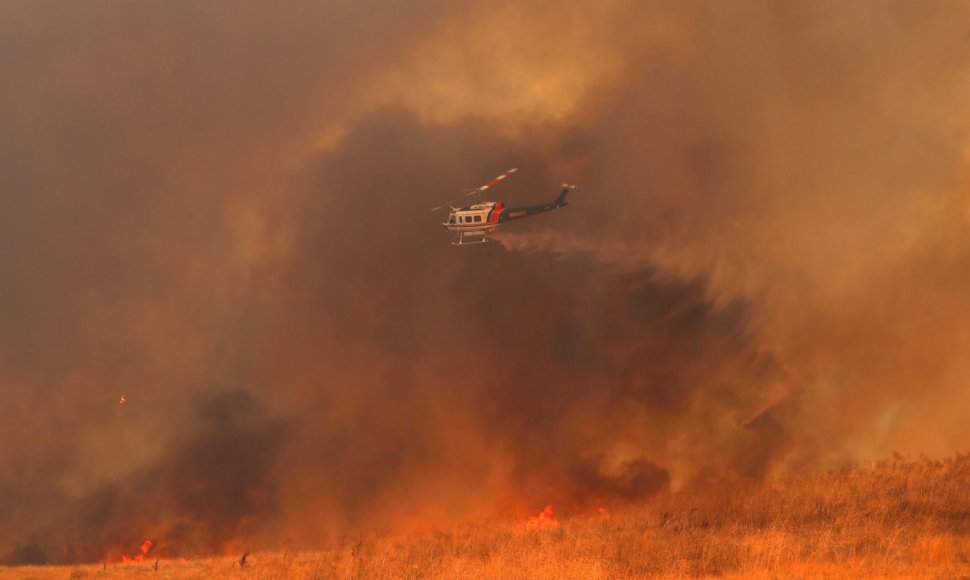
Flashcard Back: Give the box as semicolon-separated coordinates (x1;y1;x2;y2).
448;215;455;224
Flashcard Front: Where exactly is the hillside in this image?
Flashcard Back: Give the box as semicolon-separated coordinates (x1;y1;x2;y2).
5;454;970;579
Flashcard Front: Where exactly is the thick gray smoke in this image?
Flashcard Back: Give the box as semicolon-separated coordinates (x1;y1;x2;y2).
2;0;970;563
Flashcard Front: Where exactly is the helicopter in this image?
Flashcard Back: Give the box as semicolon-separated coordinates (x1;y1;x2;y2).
432;168;576;245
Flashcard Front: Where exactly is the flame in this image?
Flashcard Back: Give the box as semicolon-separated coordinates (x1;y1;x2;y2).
119;394;126;405
121;539;154;563
525;504;560;530
597;506;611;519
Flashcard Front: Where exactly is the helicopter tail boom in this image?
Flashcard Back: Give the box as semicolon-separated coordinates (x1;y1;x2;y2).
498;184;576;223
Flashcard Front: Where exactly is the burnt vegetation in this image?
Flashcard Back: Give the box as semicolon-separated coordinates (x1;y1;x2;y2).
5;454;970;578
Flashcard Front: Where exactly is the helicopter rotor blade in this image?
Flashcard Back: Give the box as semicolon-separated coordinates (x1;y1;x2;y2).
430;199;462;212
430;167;519;211
475;167;518;193
431;190;479;211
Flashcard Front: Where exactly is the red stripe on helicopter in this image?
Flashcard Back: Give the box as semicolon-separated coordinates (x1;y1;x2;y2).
487;202;505;224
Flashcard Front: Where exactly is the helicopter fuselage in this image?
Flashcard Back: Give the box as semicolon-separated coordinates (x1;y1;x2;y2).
433;168;575;245
442;201;505;233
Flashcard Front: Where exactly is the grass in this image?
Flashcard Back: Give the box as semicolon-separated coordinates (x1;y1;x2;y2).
4;454;970;578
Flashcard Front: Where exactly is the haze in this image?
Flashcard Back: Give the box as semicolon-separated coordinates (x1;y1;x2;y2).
2;0;969;564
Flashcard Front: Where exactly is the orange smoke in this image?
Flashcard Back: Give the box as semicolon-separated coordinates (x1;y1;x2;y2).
4;1;970;567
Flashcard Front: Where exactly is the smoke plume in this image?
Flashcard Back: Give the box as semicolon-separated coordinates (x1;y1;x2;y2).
2;0;970;563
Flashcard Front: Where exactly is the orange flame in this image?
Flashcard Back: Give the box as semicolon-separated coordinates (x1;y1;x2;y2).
121;539;154;563
525;504;561;530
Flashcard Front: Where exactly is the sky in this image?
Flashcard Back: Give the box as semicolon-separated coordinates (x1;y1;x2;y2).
1;0;970;564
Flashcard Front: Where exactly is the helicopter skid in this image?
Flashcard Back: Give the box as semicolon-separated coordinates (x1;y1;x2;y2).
452;230;490;245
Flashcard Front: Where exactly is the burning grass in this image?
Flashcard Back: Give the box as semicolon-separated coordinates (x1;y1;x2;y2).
4;454;970;578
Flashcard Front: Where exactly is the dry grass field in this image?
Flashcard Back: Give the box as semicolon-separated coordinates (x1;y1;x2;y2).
4;454;970;579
